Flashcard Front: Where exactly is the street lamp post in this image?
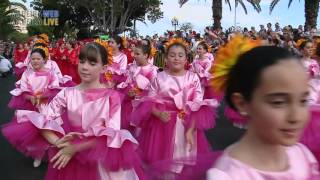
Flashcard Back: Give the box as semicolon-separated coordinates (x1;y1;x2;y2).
171;17;179;31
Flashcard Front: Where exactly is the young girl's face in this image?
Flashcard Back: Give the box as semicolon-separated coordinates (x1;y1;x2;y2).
78;55;104;83
303;42;313;57
31;52;45;71
196;44;206;57
108;39;119;50
133;48;148;66
237;60;309;146
166;45;187;72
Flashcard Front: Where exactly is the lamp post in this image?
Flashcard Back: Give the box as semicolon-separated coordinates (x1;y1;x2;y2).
171;17;179;31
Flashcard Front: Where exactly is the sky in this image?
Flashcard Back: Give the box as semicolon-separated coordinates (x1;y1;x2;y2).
15;0;319;36
136;0;319;36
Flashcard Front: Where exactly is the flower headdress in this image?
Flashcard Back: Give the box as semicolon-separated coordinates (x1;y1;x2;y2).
210;35;261;94
35;38;49;47
33;45;49;60
150;46;157;57
296;38;307;49
164;38;189;53
94;38;113;65
38;33;49;43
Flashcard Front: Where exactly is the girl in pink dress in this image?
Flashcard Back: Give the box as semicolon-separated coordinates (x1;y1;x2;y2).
102;35;128;86
131;38;218;178
192;41;219;101
207;42;319;179
2;42;143;180
299;40;320;162
117;43;158;132
8;46;61;112
15;42;75;88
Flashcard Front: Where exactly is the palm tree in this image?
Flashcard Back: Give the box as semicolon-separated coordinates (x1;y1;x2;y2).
270;0;320;29
0;0;26;40
179;0;261;29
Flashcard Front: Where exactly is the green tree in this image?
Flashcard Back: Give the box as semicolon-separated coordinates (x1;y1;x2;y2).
0;0;26;40
31;0;163;37
270;0;320;29
179;0;261;29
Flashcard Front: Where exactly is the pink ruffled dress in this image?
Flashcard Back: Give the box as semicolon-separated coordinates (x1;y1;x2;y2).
101;53;128;85
16;59;75;88
131;70;218;177
2;87;143;180
8;67;61;111
207;143;320;180
300;58;320;162
117;63;158;131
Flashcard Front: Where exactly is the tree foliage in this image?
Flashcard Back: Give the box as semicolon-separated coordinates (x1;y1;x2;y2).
31;0;163;38
0;0;26;40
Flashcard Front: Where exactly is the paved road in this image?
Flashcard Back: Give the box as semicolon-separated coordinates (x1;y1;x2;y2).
0;74;244;180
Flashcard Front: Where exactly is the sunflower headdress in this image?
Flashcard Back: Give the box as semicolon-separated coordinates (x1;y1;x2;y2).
38;33;49;42
35;38;49;47
94;39;113;65
164;38;189;53
33;45;49;60
296;38;307;49
210;35;261;94
150;46;157;57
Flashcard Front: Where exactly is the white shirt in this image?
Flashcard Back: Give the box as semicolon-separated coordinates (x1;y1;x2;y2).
0;58;12;73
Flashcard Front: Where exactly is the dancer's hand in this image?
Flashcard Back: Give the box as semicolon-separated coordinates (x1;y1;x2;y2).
128;89;136;97
185;128;195;151
55;132;83;148
158;111;170;123
51;144;77;169
30;96;37;106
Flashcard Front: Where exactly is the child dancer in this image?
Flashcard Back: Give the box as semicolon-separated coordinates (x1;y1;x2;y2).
192;41;217;100
8;46;61;112
298;40;320;163
207;36;319;179
2;42;143;180
102;35;128;86
8;45;61;167
299;40;320;103
117;43;158;131
131;38;218;178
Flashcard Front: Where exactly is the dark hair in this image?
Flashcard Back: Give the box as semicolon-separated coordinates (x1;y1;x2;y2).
165;43;187;57
225;46;298;110
197;41;209;52
79;42;108;65
110;35;124;50
31;48;46;60
299;40;313;50
135;43;151;57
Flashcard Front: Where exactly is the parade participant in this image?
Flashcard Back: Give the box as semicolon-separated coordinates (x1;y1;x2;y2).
131;38;218;178
6;45;61;167
122;37;134;64
101;35;128;86
192;41;215;99
8;46;61;112
117;43;158;132
14;43;29;64
2;42;143;180
207;36;319;179
141;38;156;65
